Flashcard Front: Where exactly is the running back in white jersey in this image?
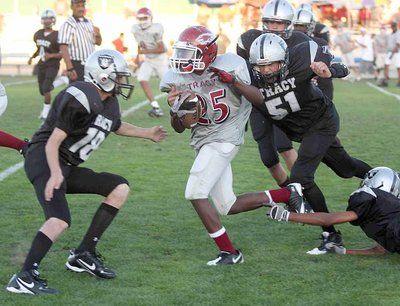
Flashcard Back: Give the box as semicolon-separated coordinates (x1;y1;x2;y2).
160;53;252;150
131;23;166;59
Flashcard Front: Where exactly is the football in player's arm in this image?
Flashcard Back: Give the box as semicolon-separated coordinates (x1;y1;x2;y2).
269;167;400;256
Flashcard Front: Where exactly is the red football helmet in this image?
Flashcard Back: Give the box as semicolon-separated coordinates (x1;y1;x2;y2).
169;26;218;74
136;7;152;29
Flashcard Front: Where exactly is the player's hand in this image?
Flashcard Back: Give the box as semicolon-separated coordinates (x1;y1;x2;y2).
310;62;332;78
45;173;64;201
267;204;290;222
44;52;52;61
209;67;236;84
27;57;32;65
167;85;183;107
326;243;346;255
149;126;167;142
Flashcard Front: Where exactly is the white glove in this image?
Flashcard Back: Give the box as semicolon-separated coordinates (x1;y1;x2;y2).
325;242;346;255
267;205;290;222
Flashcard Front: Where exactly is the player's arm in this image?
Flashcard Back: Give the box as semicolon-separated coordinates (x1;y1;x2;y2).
115;122;167;142
45;52;62;60
209;67;264;106
289;211;358;226
28;48;40;65
161;85;186;133
346;244;387;255
139;41;166;54
93;26;102;46
44;128;67;201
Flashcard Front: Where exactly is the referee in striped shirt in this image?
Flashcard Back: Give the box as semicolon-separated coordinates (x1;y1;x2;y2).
58;0;102;81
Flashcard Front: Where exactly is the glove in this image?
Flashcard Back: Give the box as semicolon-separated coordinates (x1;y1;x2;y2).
209;67;236;84
267;205;290;222
325;243;346;255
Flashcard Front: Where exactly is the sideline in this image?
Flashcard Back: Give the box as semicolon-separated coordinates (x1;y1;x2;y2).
366;82;400;102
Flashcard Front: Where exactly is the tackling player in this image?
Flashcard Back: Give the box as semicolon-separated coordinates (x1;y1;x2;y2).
28;9;62;120
268;167;400;256
6;49;166;295
237;0;311;188
244;33;372;254
131;7;167;118
161;26;311;266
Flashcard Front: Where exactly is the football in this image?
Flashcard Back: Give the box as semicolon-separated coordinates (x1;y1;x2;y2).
176;91;201;129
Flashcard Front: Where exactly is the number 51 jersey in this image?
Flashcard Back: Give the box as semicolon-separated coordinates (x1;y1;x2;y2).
160;53;252;150
30;81;122;165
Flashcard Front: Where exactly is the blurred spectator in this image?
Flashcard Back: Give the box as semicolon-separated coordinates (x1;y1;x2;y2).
381;22;400;87
216;30;231;54
0;13;4;33
358;6;370;27
197;3;211;27
240;2;261;31
391;7;400;26
355;28;374;79
336;5;349;26
54;0;68;16
218;4;235;34
333;25;360;81
112;33;128;54
373;25;389;83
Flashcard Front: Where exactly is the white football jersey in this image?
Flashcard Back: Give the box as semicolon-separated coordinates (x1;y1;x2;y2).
160;53;252;150
131;23;165;59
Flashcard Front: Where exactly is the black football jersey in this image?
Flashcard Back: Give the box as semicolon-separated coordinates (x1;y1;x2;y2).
30;81;122;166
237;30;311;60
250;41;335;141
33;29;60;66
347;187;400;253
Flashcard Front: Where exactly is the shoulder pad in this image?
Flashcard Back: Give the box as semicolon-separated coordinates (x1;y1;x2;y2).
350;186;377;198
160;69;179;92
211;53;246;73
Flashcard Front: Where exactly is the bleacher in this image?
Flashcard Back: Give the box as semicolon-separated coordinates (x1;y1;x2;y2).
1;53;32;76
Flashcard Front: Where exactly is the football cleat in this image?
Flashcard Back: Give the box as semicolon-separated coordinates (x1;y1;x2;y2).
6;270;58;295
207;250;244;266
66;249;116;279
307;231;345;255
286;183;313;213
148;107;164;118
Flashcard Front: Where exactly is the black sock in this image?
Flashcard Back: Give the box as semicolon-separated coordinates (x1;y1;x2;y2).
22;231;53;272
77;203;119;254
303;184;336;233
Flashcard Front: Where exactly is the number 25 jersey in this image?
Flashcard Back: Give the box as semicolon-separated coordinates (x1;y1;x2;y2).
30;81;122;165
160;53;252;150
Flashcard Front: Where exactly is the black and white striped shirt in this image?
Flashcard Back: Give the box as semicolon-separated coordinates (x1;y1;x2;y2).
58;16;95;62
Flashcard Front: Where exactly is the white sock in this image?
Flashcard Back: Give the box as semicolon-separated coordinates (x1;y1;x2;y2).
53;76;69;88
264;190;275;205
150;100;160;109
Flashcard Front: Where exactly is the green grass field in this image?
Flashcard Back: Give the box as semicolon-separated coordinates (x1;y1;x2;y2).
0;77;400;305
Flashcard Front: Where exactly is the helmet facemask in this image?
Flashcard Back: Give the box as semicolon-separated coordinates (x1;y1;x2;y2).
109;71;134;100
137;15;152;30
169;36;218;74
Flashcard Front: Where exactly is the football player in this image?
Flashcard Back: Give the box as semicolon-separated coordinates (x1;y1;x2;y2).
269;167;400;256
161;26;311;266
292;8;333;100
131;7;167;118
297;3;330;44
6;49;166;295
28;9;62;120
243;33;372;254
237;0;311;188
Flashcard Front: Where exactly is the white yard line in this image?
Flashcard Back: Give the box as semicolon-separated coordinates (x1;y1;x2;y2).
3;79;36;87
366;82;400;102
0;92;167;182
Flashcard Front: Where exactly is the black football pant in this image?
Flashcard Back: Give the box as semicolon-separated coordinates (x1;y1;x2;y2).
37;64;59;95
249;107;293;169
290;134;371;232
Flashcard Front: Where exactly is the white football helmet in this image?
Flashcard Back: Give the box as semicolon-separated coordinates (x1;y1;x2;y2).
262;0;294;39
41;9;56;27
360;167;400;198
293;8;316;36
249;33;289;85
84;49;134;100
298;3;312;12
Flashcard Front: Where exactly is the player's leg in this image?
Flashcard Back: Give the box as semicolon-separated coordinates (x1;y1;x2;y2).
6;144;70;295
290;132;344;254
64;167;129;278
322;137;372;179
0;130;27;152
185;142;243;265
37;66;47;119
40;65;59;120
275;126;297;172
137;61;163;117
249;108;289;186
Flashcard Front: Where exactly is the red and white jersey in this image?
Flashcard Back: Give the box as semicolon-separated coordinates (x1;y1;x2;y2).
160;53;252;150
131;23;165;59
